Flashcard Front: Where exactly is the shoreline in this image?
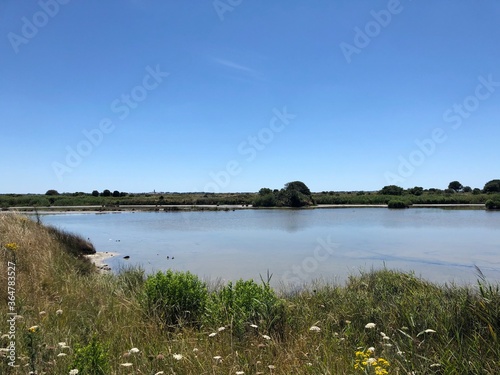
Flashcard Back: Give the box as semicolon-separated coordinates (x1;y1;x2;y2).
1;203;487;214
86;251;119;272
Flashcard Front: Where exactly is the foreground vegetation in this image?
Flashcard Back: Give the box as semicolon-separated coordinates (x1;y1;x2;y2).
1;214;500;374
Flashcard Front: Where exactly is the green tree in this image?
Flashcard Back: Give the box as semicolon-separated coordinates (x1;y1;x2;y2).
448;181;463;192
380;185;404;195
101;190;111;197
408;186;423;196
45;189;59;195
91;190;99;197
463;186;472;193
283;181;314;207
484;179;500;193
112;190;120;197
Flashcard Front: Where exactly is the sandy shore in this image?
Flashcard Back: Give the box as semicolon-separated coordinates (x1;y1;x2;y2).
86;252;119;272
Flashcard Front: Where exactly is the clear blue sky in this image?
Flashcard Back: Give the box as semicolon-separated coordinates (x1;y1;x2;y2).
1;0;499;194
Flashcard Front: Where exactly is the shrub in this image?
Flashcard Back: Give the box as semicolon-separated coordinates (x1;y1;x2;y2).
143;270;208;326
485;199;500;210
71;337;110;375
205;278;286;338
388;199;409;208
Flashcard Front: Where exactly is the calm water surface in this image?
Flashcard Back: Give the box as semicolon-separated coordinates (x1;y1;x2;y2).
41;208;500;286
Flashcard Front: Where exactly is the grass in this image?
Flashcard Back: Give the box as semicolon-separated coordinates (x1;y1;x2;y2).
1;213;500;374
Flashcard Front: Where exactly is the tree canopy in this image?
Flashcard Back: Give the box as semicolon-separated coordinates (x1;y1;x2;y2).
448;181;463;192
483;179;500;193
253;181;314;207
380;185;404;195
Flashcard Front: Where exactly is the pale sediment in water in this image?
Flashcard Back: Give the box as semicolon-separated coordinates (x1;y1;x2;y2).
86;252;119;272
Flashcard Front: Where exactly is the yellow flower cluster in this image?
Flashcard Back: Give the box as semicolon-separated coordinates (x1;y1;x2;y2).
5;242;19;251
354;350;390;375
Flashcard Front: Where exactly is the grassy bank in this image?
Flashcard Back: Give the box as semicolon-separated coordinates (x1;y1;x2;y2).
1;214;500;374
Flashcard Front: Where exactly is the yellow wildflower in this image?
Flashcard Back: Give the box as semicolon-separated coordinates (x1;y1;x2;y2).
5;242;18;251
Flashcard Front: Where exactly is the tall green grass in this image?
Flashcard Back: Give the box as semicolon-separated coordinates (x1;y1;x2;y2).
1;213;500;374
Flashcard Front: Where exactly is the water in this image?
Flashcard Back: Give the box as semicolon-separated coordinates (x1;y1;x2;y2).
40;208;500;286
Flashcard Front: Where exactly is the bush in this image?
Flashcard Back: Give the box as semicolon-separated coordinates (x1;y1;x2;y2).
205;278;285;338
388;199;409;209
143;270;208;326
485;199;500;210
71;337;110;375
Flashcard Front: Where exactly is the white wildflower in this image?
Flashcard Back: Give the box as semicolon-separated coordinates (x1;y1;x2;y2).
208;332;217;337
69;370;79;375
309;325;321;332
365;322;376;329
262;334;271;340
56;309;63;315
250;324;258;328
218;326;226;332
129;347;140;354
120;363;133;367
57;352;67;357
173;353;183;360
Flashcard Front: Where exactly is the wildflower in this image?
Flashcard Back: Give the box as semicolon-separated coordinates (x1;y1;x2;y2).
213;355;222;362
268;364;275;369
5;243;18;251
129;347;140;354
250;324;258;328
208;332;217;337
120;363;133;367
154;372;165;375
365;323;376;329
28;325;39;333
309;325;321;332
193;348;199;352
218;326;226;332
56;309;63;315
236;372;245;375
262;335;271;340
57;353;67;357
367;347;375;353
69;370;79;375
39;311;47;317
173;353;183;360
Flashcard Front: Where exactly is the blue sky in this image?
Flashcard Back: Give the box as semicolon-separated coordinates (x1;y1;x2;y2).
1;0;499;194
